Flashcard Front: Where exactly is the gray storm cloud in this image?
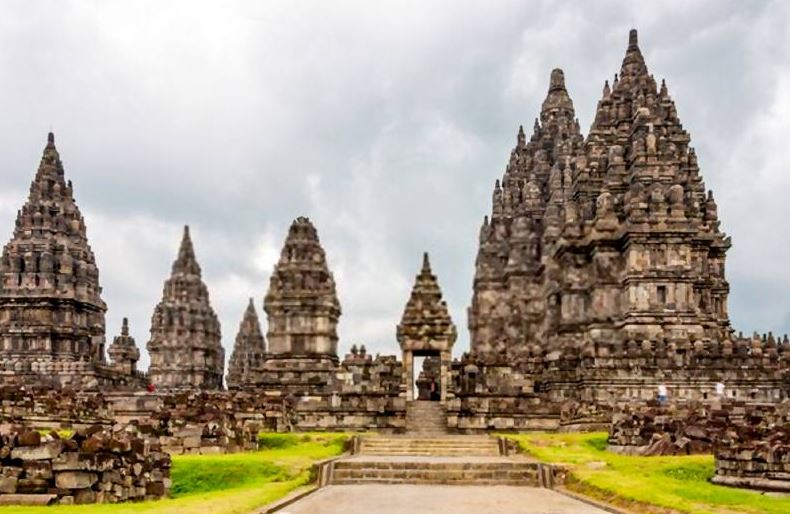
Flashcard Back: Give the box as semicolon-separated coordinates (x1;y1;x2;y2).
0;0;789;368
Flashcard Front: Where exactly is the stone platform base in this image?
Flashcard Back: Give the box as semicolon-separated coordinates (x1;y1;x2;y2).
330;455;554;486
711;474;790;493
358;435;500;457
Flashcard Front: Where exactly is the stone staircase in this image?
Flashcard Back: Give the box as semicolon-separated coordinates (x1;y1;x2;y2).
325;434;559;487
405;400;447;435
330;456;548;486
359;435;500;457
322;401;562;488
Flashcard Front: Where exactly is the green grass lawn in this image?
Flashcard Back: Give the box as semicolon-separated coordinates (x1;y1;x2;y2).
0;433;348;514
509;432;790;514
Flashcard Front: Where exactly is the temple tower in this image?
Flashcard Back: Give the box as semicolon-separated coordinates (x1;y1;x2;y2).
264;217;340;357
146;226;224;389
0;133;108;387
550;29;731;355
226;298;266;389
260;217;341;392
398;253;456;402
107;317;141;377
469;68;583;362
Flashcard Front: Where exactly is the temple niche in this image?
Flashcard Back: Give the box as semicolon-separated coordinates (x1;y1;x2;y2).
146;226;224;390
226;298;267;389
0;133;142;389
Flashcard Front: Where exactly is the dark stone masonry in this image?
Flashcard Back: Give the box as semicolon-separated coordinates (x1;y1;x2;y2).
0;424;170;505
146;226;225;390
0;29;788;502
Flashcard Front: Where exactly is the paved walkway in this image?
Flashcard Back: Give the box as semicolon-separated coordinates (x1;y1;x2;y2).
279;484;611;513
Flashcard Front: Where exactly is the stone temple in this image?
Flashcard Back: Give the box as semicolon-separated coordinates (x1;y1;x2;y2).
147;226;224;390
0;133;144;389
226;298;267;389
0;30;787;436
463;29;779;412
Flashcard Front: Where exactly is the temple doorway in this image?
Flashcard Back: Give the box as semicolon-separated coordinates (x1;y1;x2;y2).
413;353;441;401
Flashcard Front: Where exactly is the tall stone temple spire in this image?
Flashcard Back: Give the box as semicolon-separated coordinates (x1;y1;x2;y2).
147;226;224;389
0;133;109;387
469;67;583;362
226;298;266;389
264;217;341;357
469;29;732;370
549;28;731;356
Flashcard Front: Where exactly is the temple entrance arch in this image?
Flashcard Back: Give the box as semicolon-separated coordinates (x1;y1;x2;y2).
396;253;457;404
405;349;447;402
413;352;441;401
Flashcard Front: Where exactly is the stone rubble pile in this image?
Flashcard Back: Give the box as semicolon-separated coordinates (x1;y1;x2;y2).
607;400;725;455
133;390;287;454
0;387;110;428
0;425;170;505
713;401;790;492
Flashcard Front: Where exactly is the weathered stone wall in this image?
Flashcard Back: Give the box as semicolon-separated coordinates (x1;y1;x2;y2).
712;401;790;492
294;393;406;432
115;391;289;454
0;425;170;505
0;387;111;430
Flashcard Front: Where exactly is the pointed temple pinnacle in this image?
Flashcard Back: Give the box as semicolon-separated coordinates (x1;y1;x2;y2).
628;29;639;50
182;225;192;246
172;224;201;275
121;317;129;336
179;225;193;257
549;68;566;92
422;252;431;273
541;68;574;118
47;132;55;146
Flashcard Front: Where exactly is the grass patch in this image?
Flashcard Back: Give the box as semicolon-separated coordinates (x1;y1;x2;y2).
170;455;287;497
0;432;349;514
508;432;790;514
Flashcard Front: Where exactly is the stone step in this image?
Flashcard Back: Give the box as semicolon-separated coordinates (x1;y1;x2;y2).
405;401;448;434
362;448;499;457
362;436;497;446
331;459;543;486
359;436;501;457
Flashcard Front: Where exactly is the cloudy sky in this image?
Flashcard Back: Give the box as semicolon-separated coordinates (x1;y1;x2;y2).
1;1;789;367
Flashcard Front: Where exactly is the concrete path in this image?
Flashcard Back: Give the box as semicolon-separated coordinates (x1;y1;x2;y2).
279;484;611;513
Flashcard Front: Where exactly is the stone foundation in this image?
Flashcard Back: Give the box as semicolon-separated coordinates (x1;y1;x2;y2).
0;425;170;505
